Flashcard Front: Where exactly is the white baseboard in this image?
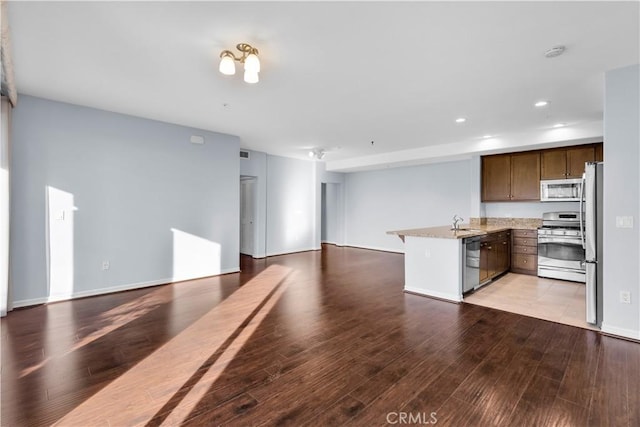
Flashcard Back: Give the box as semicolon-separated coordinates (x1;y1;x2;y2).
600;323;640;340
343;243;404;254
266;247;321;257
12;267;240;309
404;286;462;303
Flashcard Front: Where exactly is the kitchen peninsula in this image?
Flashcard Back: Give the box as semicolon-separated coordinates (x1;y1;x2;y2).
388;218;540;302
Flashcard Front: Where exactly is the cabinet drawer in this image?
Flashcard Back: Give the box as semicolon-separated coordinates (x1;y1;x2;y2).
512;229;537;238
513;245;537;255
495;231;510;240
512;253;537;270
513;237;537;247
483;231;510;242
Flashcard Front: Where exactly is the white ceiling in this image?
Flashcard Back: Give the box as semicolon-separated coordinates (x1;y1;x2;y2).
7;1;639;171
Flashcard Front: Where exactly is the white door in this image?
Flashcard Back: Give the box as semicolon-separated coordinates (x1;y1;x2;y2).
240;178;256;255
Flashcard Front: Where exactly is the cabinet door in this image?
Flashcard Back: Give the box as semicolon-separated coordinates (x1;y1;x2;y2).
487;241;499;278
498;238;510;274
567;146;595;178
541;149;567;179
480;243;489;282
510;152;540;200
595;143;603;162
482;154;511;202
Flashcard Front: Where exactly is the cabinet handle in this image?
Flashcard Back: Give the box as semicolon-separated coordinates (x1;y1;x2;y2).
503;242;507;245
523;260;527;264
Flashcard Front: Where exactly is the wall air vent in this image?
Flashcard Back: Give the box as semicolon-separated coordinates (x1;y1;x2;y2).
190;135;205;145
240;150;250;159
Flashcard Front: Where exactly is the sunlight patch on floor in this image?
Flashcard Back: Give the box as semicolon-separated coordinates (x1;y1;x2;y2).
55;264;292;426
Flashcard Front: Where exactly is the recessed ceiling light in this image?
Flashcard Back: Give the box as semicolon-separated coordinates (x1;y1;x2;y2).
482;135;493;139
455;118;466;123
534;101;549;107
552;123;566;128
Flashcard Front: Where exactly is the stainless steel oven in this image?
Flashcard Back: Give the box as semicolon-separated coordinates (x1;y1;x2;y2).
537;212;586;283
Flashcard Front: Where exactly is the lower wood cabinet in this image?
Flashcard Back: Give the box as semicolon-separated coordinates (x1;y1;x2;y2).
511;229;538;275
480;231;510;283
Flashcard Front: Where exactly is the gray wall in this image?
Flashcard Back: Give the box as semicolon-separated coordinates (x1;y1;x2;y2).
11;95;240;306
266;155;318;256
602;64;640;338
344;160;472;252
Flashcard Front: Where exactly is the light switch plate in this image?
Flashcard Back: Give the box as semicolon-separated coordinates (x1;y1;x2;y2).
615;216;634;228
620;291;631;304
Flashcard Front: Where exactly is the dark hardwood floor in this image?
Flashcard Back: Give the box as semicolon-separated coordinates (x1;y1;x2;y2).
1;245;638;426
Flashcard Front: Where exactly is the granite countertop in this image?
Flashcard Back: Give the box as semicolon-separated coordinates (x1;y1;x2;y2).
387;218;541;240
387;224;513;240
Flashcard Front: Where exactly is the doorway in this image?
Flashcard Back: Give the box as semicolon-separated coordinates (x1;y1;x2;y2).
320;182;342;245
240;176;257;256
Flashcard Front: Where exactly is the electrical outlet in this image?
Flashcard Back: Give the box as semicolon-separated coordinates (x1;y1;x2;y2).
620;291;631;304
102;261;110;270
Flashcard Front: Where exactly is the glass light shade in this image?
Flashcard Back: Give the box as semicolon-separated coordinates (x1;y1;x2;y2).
219;55;236;75
244;70;259;84
244;53;261;73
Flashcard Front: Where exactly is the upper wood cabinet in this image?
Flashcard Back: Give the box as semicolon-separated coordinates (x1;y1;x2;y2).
482;143;602;203
540;149;567;179
482;152;540;202
482;154;511;201
541;144;600;179
595;143;604;162
510;152;541;200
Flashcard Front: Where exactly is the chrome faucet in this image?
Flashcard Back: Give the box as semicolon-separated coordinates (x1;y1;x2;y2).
452;214;464;230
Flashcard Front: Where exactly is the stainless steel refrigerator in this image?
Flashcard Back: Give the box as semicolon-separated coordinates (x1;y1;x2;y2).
581;162;603;326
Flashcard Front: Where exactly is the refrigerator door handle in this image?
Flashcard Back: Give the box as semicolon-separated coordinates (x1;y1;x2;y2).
580;173;586;249
585;261;597;324
584;164;597;261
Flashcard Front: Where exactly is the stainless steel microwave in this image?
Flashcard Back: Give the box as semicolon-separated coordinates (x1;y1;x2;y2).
540;179;583;202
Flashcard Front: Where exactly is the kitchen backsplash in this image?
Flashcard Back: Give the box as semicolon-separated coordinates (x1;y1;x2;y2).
470;217;543;229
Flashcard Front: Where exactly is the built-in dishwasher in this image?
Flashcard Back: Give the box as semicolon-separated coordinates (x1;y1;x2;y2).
463;236;481;293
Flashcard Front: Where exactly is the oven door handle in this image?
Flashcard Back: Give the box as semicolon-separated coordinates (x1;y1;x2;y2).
538;236;584;245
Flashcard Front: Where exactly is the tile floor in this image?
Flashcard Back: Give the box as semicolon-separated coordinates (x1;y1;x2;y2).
464;273;598;331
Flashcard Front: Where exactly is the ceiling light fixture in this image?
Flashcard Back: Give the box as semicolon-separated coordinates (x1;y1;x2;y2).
545;45;566;58
455;118;466;123
482;135;493;139
552;123;566;128
219;43;261;84
309;148;325;160
535;100;549;107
